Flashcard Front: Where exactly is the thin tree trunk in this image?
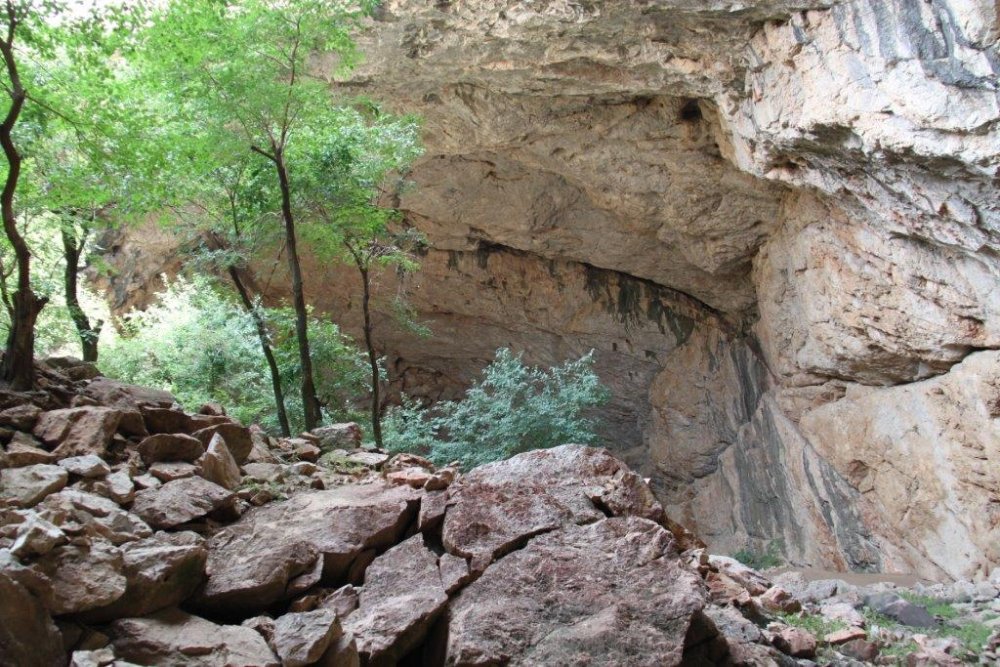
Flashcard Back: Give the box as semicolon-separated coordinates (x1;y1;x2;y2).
0;27;45;389
358;263;382;448
227;264;292;437
273;151;322;430
61;225;101;362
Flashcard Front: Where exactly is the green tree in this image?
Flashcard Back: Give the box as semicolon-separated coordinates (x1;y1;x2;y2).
384;349;611;468
142;0;377;430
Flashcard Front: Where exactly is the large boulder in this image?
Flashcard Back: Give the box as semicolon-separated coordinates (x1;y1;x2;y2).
343;534;449;666
197;434;241;490
195;484;420;615
192;423;253;464
131;476;234;529
111;608;279;666
32;541;127;615
270;609;342;667
443;444;667;569
310;423;362;450
136;433;205;465
0;551;65;667
444;517;706;666
79;531;208;622
37;488;152;545
0;464;68;507
83;379;175;410
33;407;122;458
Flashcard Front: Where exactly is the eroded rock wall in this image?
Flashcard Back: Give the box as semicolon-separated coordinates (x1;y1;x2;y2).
100;0;1000;579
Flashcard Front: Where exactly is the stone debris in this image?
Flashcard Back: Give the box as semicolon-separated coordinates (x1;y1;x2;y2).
3;363;996;667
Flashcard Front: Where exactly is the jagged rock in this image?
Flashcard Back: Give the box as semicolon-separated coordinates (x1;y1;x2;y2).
83;379;175;410
243;462;284;483
149;461;198;482
443;445;665;570
417;490;447;533
79;531;208;622
132;473;160;490
703;605;763;645
131;476;234;529
344;450;390;469
103;470;135;505
771;625;817;659
4;433;56;467
32;541;127;615
192;423;252;464
424;467;456;492
438;552;472;594
290;439;321;463
68;648;116;667
445;517;704;665
33;407;122;458
0;464;68;507
242;615;276;643
139;406;193;434
0;552;65;667
758;586;802;614
311;423;362;451
386;467;432;488
195;483;419;615
10;513;66;558
820;602;865;628
708;555;773;596
825;627;867;645
38;489;152;545
197;434;242;490
111;608;279;666
0;403;41;431
343;534;448;666
321;585;359;619
270;609;341;667
59;455;111;478
136;433;205;465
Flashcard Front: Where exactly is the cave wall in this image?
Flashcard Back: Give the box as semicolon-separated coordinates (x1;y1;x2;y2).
102;0;1000;579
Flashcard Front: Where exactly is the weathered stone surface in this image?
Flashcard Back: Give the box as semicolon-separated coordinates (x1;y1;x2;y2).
771;625;817;658
136;433;205;465
0;464;68;507
149;461;197;482
192;423;252;464
80;531;207;622
443;445;665;568
197;434;241;490
343;534;448;666
708;555;772;596
864;592;936;628
131;476;234;529
139;406;193;434
103;470;135;505
84;379;175;411
33;407;122;459
4;434;56;467
0;555;65;667
37;489;152;545
9;513;66;558
270;609;341;667
196;483;419;614
111;608;279;666
0;403;41;431
59;455;111;479
33;542;127;615
311;423;362;451
446;517;704;665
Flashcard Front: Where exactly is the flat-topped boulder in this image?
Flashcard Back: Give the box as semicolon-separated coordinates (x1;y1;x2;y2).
137;433;205;465
444;517;706;666
443;444;667;569
194;483;421;616
33;407;122;458
131;476;234;529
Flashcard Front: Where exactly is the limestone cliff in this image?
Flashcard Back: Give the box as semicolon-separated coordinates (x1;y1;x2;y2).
102;0;1000;580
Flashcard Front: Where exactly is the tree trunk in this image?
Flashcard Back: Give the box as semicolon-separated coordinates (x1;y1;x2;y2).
0;34;45;389
273;151;322;431
358;264;383;448
61;225;101;362
227;264;292;437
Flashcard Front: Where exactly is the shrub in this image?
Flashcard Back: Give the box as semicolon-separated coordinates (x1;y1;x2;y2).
100;276;368;433
732;540;785;570
383;348;610;468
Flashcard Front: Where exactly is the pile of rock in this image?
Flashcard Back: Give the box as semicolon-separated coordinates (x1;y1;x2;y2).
4;358;996;666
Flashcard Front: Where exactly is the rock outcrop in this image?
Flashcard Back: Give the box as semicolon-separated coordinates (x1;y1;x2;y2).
93;0;1000;580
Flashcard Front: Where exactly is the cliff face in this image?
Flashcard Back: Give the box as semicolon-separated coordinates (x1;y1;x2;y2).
103;0;1000;579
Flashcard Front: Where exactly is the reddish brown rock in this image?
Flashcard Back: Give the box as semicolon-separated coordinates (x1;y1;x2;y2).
343;534;448;666
149;461;197;482
445;517;705;666
195;484;420;615
83;379;175;410
136;433;205;465
33;407;122;458
707;555;773;596
386;467;432;488
33;542;127;615
270;609;341;667
771;625;818;658
192;423;253;464
758;586;802;614
139;406;193;434
443;445;666;569
0;464;68;507
111;608;279;666
0;554;65;667
131;476;234;529
311;423;362;450
4;434;56;467
0;403;41;431
197;434;241;490
825;626;867;645
79;531;208;622
58;455;111;479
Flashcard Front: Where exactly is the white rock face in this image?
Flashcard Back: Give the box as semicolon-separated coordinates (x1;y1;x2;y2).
98;0;1000;578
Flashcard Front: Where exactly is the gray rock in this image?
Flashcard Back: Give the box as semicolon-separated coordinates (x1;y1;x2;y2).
864;592;936;628
0;464;68;507
33;541;127;615
59;455;111;478
0;553;65;667
10;512;66;558
33;407;122;459
270;609;341;667
137;433;205;465
149;461;198;482
131;476;234;529
197;434;242;490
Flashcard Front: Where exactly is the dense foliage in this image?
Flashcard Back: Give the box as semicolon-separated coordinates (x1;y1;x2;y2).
384;349;610;468
99;277;368;434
